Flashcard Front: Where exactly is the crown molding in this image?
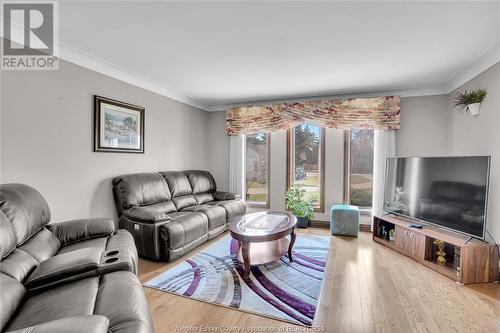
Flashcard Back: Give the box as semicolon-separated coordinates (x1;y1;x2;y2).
443;40;500;94
204;86;449;112
55;39;499;113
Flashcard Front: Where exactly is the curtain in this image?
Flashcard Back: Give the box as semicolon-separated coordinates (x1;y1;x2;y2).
372;130;396;226
229;135;245;198
226;96;400;135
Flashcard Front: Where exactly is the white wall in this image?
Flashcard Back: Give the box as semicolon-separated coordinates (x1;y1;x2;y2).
1;60;209;223
448;63;500;242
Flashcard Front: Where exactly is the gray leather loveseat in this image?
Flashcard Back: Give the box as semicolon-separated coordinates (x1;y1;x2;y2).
112;170;246;261
0;184;153;333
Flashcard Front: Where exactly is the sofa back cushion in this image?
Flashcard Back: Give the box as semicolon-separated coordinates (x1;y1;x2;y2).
113;173;171;214
0;210;16;259
161;171;199;210
184;170;217;194
0;184;51;246
194;193;214;205
161;171;192;197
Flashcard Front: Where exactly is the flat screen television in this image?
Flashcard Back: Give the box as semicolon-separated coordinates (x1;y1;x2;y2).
383;156;490;239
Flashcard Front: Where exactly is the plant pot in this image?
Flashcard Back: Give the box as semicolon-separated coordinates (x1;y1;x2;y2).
296;216;309;228
467;102;481;116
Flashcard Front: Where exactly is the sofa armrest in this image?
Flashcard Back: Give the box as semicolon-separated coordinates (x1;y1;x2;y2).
214;191;239;201
6;315;109;333
122;206;171;224
47;218;115;245
25;248;102;291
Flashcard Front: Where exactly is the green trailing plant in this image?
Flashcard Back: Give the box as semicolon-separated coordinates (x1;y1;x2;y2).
285;186;314;219
454;89;487;114
389;229;395;238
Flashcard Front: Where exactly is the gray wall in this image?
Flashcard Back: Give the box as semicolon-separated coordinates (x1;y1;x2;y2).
396;95;449;156
207;111;230;191
448;63;500;241
1;60;209;223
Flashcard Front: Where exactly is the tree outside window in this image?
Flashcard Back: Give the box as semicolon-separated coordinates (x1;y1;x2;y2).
288;124;324;210
347;129;374;208
245;133;269;206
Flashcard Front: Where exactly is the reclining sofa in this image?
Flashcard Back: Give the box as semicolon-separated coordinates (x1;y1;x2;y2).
113;170;246;261
0;184;153;333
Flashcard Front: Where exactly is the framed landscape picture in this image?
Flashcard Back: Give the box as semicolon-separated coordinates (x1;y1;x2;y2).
94;95;145;153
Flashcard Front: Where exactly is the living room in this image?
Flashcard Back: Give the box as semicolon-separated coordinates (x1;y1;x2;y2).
0;1;499;333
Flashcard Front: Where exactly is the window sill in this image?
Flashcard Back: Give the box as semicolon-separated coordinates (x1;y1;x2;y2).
247;203;270;209
359;208;372;215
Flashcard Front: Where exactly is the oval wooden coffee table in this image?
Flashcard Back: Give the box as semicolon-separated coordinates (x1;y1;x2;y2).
229;211;297;279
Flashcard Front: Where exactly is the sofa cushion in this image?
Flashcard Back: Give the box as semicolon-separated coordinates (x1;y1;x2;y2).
206;199;246;223
161;171;192;197
184;170;217;194
5;276;99;331
161;212;208;250
181;205;226;231
194;193;214;205
172;194;198;210
0;273;26;331
0;184;51;245
0;210;16;259
0;249;38;282
5;271;152;333
18;228;61;263
112;173;171;213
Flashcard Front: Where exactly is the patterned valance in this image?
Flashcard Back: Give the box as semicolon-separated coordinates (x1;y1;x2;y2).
226;96;400;135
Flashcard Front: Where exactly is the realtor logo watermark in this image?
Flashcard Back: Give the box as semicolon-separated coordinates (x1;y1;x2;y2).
1;2;59;70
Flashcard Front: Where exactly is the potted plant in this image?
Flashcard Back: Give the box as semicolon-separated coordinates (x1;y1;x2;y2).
285;186;314;228
454;89;487;116
389;229;395;242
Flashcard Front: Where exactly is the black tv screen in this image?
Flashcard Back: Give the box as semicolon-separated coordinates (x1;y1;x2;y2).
384;156;490;239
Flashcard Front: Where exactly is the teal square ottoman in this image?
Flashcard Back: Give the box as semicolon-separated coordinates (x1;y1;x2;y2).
330;204;360;237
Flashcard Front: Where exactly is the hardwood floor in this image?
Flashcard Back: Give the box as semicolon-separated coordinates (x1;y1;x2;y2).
138;228;500;333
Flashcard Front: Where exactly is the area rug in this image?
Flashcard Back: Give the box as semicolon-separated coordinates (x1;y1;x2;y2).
144;234;330;326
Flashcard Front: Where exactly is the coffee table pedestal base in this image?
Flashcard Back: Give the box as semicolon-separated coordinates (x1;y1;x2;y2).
236;238;293;279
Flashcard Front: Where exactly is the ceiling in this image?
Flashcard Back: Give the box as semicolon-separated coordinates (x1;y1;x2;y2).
57;1;500;110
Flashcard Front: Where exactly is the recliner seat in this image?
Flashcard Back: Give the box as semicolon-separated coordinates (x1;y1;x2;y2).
113;170;246;261
0;184;153;333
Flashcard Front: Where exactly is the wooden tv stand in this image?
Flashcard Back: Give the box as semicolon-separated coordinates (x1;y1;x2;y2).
373;214;499;284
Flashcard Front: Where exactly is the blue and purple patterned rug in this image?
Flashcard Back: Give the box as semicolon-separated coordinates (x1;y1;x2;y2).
144;234;330;325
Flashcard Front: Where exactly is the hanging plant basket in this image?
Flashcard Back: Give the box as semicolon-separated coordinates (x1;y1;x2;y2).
454;89;487;116
467;103;481;116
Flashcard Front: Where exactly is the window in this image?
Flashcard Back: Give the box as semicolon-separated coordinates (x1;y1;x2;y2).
287;124;325;211
345;129;374;208
245;133;270;207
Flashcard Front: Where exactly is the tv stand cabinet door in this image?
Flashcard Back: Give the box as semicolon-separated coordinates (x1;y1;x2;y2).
412;232;426;259
395;225;411;254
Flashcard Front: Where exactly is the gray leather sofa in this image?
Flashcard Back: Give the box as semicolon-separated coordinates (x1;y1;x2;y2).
113;170;246;261
0;184;153;333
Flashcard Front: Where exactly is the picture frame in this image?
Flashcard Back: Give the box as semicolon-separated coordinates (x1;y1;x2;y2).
94;95;145;153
